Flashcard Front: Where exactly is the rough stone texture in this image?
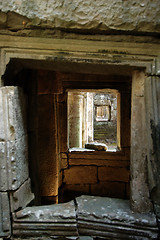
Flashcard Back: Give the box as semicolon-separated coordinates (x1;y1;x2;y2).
0;1;160;34
145;77;160;226
11;195;158;239
85;143;108;151
12;238;78;240
0;87;29;191
76;195;158;239
0;192;11;238
63;166;97;184
145;77;160;203
13;201;78;237
10;178;34;212
130;71;152;213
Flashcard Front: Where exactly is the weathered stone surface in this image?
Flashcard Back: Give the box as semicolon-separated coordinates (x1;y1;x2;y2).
0;86;27;141
98;166;129;182
131;71;152;213
76;195;158;239
11;195;159;239
12;238;78;240
10;178;34;212
85;142;108;151
145;77;160;209
0;87;29;191
0;192;11;238
0;1;160;33
79;237;93;240
13;201;78;237
63;166;97;184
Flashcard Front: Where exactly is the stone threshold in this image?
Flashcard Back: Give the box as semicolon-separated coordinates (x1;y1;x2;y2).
12;195;158;240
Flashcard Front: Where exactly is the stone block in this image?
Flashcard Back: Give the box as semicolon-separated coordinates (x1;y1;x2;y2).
0;192;11;238
76;195;158;239
13;201;78;237
0;87;29;191
85;143;108;151
131;71;152;213
0;87;27;141
0;136;29;191
61;153;68;169
98;166;129;183
64;166;97;184
90;182;126;199
10;178;34;212
69;157;130;168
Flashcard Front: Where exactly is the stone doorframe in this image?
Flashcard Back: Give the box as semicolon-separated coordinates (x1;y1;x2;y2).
0;35;160;238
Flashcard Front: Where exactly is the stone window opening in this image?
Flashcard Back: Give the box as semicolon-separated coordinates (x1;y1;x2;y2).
67;90;118;151
95;105;111;121
2;60;130;205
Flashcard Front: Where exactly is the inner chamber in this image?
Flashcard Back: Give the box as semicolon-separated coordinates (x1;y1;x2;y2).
3;61;131;205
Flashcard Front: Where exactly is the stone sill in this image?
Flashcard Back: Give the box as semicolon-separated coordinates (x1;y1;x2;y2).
69;147;118;153
68;147;129;158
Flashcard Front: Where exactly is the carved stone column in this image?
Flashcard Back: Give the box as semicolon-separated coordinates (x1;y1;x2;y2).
87;92;94;143
68;92;84;148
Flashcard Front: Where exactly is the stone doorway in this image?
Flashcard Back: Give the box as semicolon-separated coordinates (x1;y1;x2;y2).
3;61;132;205
0;43;159;238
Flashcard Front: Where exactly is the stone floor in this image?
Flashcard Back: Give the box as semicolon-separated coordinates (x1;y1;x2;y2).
12;195;159;240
